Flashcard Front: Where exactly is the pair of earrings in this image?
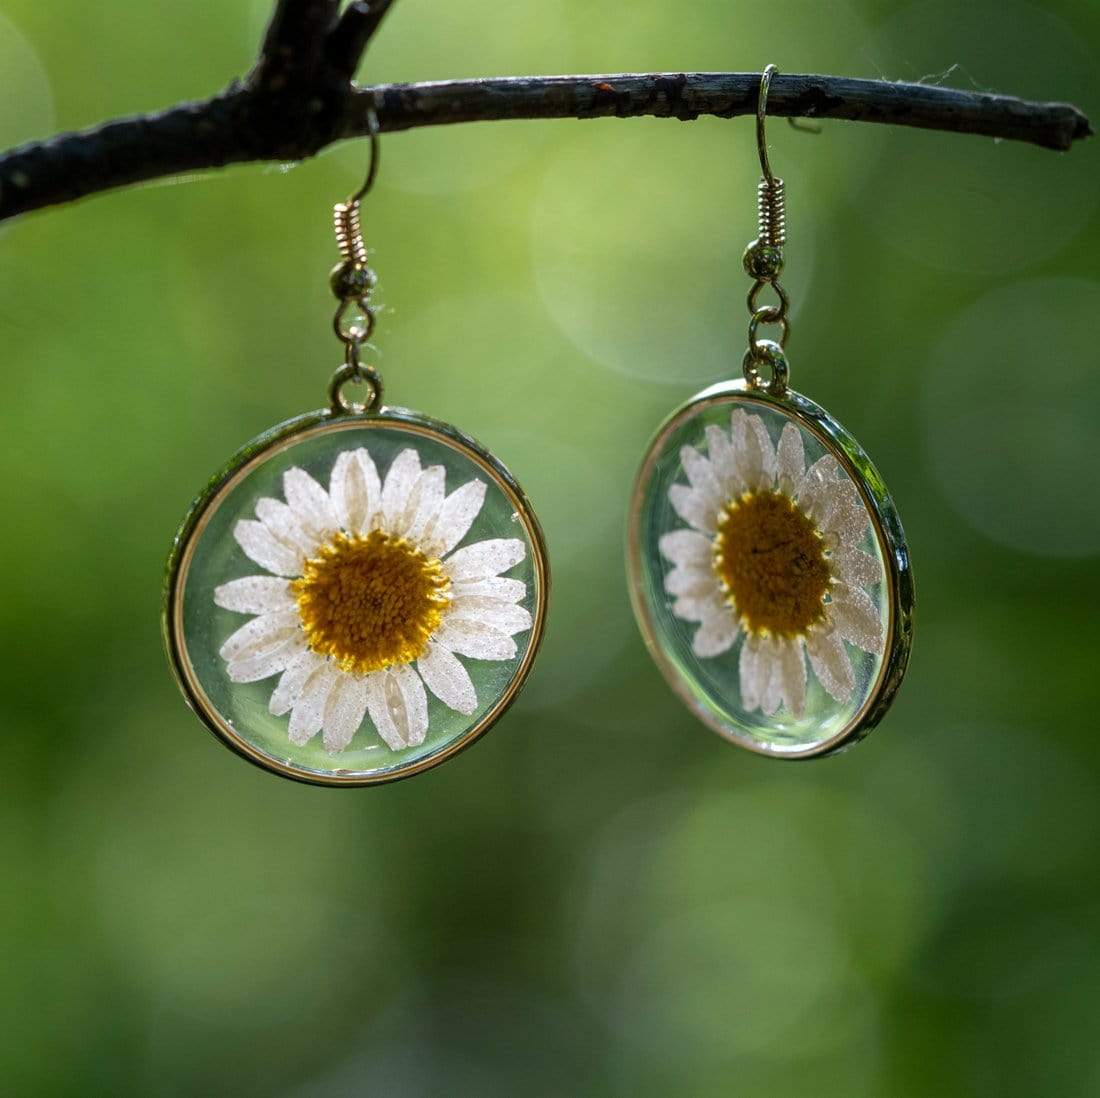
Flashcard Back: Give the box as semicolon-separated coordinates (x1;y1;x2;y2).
164;69;913;785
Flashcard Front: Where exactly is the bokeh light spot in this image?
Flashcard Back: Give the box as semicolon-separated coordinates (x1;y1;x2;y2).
533;121;816;385
923;278;1100;556
846;0;1098;274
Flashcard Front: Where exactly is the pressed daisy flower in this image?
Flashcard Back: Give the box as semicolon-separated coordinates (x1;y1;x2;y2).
213;447;530;754
658;410;885;718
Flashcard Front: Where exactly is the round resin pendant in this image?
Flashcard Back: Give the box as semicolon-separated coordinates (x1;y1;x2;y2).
628;380;912;758
165;407;548;785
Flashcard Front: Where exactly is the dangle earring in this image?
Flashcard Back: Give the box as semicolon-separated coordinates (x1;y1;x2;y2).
627;66;913;758
164;114;548;786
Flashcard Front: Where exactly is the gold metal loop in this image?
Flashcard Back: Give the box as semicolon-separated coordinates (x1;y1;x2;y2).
747;279;790;322
329;360;383;415
748;309;789;349
334;297;376;346
742;339;789;396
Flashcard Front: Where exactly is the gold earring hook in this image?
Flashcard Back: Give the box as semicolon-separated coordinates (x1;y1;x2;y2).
756;65;821;179
347;106;381;205
333;102;381;274
329;101;384;413
742;65;792;396
755;63;779;184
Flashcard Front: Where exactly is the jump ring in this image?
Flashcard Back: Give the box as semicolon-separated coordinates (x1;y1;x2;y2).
747;279;790;320
333;298;376;346
747;310;790;349
329;361;383;415
742;339;789;397
751;303;782;323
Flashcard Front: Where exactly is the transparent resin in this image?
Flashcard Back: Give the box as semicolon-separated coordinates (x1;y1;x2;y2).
629;381;911;757
166;408;547;784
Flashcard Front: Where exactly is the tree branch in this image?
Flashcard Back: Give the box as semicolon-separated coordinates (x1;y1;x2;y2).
325;0;396;80
256;0;340;88
363;73;1091;147
0;0;1090;225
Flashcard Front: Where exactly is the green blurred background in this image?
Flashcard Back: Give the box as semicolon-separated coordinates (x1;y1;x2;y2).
2;1;1099;1094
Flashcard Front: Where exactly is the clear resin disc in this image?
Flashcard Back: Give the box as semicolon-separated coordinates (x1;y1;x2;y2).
165;407;548;785
628;380;912;758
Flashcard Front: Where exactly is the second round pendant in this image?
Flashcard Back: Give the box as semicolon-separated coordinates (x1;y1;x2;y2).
165;406;548;786
628;380;912;759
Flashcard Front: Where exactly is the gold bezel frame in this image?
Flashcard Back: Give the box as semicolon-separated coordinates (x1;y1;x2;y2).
627;379;913;759
163;405;550;787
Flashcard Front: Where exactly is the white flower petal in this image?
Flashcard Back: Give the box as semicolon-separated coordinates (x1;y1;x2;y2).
322;673;369;753
214;576;294;615
448;596;532;636
704;424;739;495
739;636;766;711
664;565;715;599
288;664;338;746
381;449;422;534
330;448;381;534
233;519;302;577
417;642;478;715
435;618;517;661
821;481;873;549
806;628;855;704
692;613;739;658
226;634;304;683
680;445;722;514
255;499;315;558
219;608;301;662
283;467;337;541
776;422;806;495
445;538;526;582
389;666;429;748
833;545;881;590
269;649;325;716
729;409;751;451
669;484;718;535
742;413;777;490
405;465;447;545
365;669;428;751
777;637;807;718
672;591;728;624
431;479;488;557
818;476;859;523
729;410;773;490
752;416;779;483
365;672;404;750
451;575;525;603
658;529;713;569
795;454;840;516
830;582;885;655
761;642;784;716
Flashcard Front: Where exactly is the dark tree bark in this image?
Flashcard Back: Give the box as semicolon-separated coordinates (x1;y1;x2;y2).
0;0;1090;224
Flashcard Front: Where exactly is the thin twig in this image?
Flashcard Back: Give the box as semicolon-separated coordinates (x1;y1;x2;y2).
326;0;396;80
0;2;1090;224
362;72;1091;148
255;0;340;88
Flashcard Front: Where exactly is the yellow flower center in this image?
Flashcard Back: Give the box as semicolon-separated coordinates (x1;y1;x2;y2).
291;530;451;674
713;490;832;639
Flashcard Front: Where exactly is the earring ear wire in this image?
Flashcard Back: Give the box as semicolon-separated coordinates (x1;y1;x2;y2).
331;104;383;411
